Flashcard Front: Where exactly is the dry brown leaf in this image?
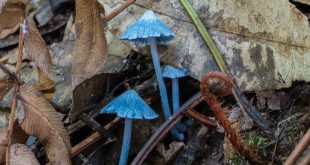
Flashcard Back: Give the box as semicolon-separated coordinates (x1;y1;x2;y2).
69;73;125;121
0;127;8;164
17;84;71;165
11;120;28;145
0;76;14;100
24;17;54;81
0;2;25;39
9;143;39;165
36;69;55;100
72;0;108;87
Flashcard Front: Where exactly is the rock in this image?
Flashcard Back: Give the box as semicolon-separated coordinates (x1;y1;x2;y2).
103;0;310;91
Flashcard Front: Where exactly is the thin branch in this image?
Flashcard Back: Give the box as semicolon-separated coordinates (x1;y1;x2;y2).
105;0;137;21
71;117;122;157
6;18;25;164
186;107;216;127
284;128;310;165
131;92;203;165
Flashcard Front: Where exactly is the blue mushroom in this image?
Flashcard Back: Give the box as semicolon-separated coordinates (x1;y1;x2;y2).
101;90;158;165
163;65;187;132
120;11;184;141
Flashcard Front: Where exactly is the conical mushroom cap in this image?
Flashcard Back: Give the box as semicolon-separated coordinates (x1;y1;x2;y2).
100;90;158;119
120;10;175;44
163;65;187;78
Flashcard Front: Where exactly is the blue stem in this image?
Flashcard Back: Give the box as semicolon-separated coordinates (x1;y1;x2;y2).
149;37;184;141
119;118;132;165
172;78;186;132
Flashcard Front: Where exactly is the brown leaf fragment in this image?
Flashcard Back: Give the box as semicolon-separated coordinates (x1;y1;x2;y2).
72;0;108;87
23;17;54;81
11;120;28;145
36;69;55;100
0;76;14;100
0;2;25;39
0;127;8;164
17;84;71;165
69;73;125;121
9;143;39;165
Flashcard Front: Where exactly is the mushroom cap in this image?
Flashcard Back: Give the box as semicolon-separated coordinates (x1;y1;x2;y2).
120;10;175;44
163;65;187;78
100;90;158;119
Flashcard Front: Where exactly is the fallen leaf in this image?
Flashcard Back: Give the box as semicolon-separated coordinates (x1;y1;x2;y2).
72;0;108;87
36;69;55;100
24;16;54;81
0;127;8;164
0;76;14;100
9;143;39;165
106;0;310;91
11;120;28;145
17;84;71;165
0;2;25;39
69;73;125;121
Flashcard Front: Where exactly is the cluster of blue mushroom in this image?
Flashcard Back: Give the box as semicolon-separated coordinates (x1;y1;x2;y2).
100;10;188;165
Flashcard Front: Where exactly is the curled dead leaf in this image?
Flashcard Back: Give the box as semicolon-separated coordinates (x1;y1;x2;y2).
24;17;54;81
0;2;25;39
72;0;108;87
9;143;39;165
17;84;71;165
0;127;8;164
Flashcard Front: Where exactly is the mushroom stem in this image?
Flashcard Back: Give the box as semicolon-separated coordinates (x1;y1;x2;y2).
119;118;132;165
172;78;186;132
149;37;184;140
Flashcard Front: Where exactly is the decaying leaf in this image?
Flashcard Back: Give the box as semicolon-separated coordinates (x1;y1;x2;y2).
106;0;310;91
0;127;8;164
0;76;14;100
17;84;71;165
24;16;54;81
9;143;39;165
0;2;25;39
37;69;55;100
72;0;108;87
11;120;28;145
69;73;125;121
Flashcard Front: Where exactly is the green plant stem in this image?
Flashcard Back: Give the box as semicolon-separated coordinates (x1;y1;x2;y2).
179;0;228;74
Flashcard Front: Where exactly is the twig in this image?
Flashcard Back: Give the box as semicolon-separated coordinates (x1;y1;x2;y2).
6;19;25;164
131;92;203;165
299;151;310;165
284;128;310;165
80;113;115;139
179;0;271;134
71;117;122;157
186;107;216;127
105;0;137;21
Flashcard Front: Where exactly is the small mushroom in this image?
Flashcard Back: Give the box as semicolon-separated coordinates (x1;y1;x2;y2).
163;65;187;132
120;10;184;140
100;90;158;165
